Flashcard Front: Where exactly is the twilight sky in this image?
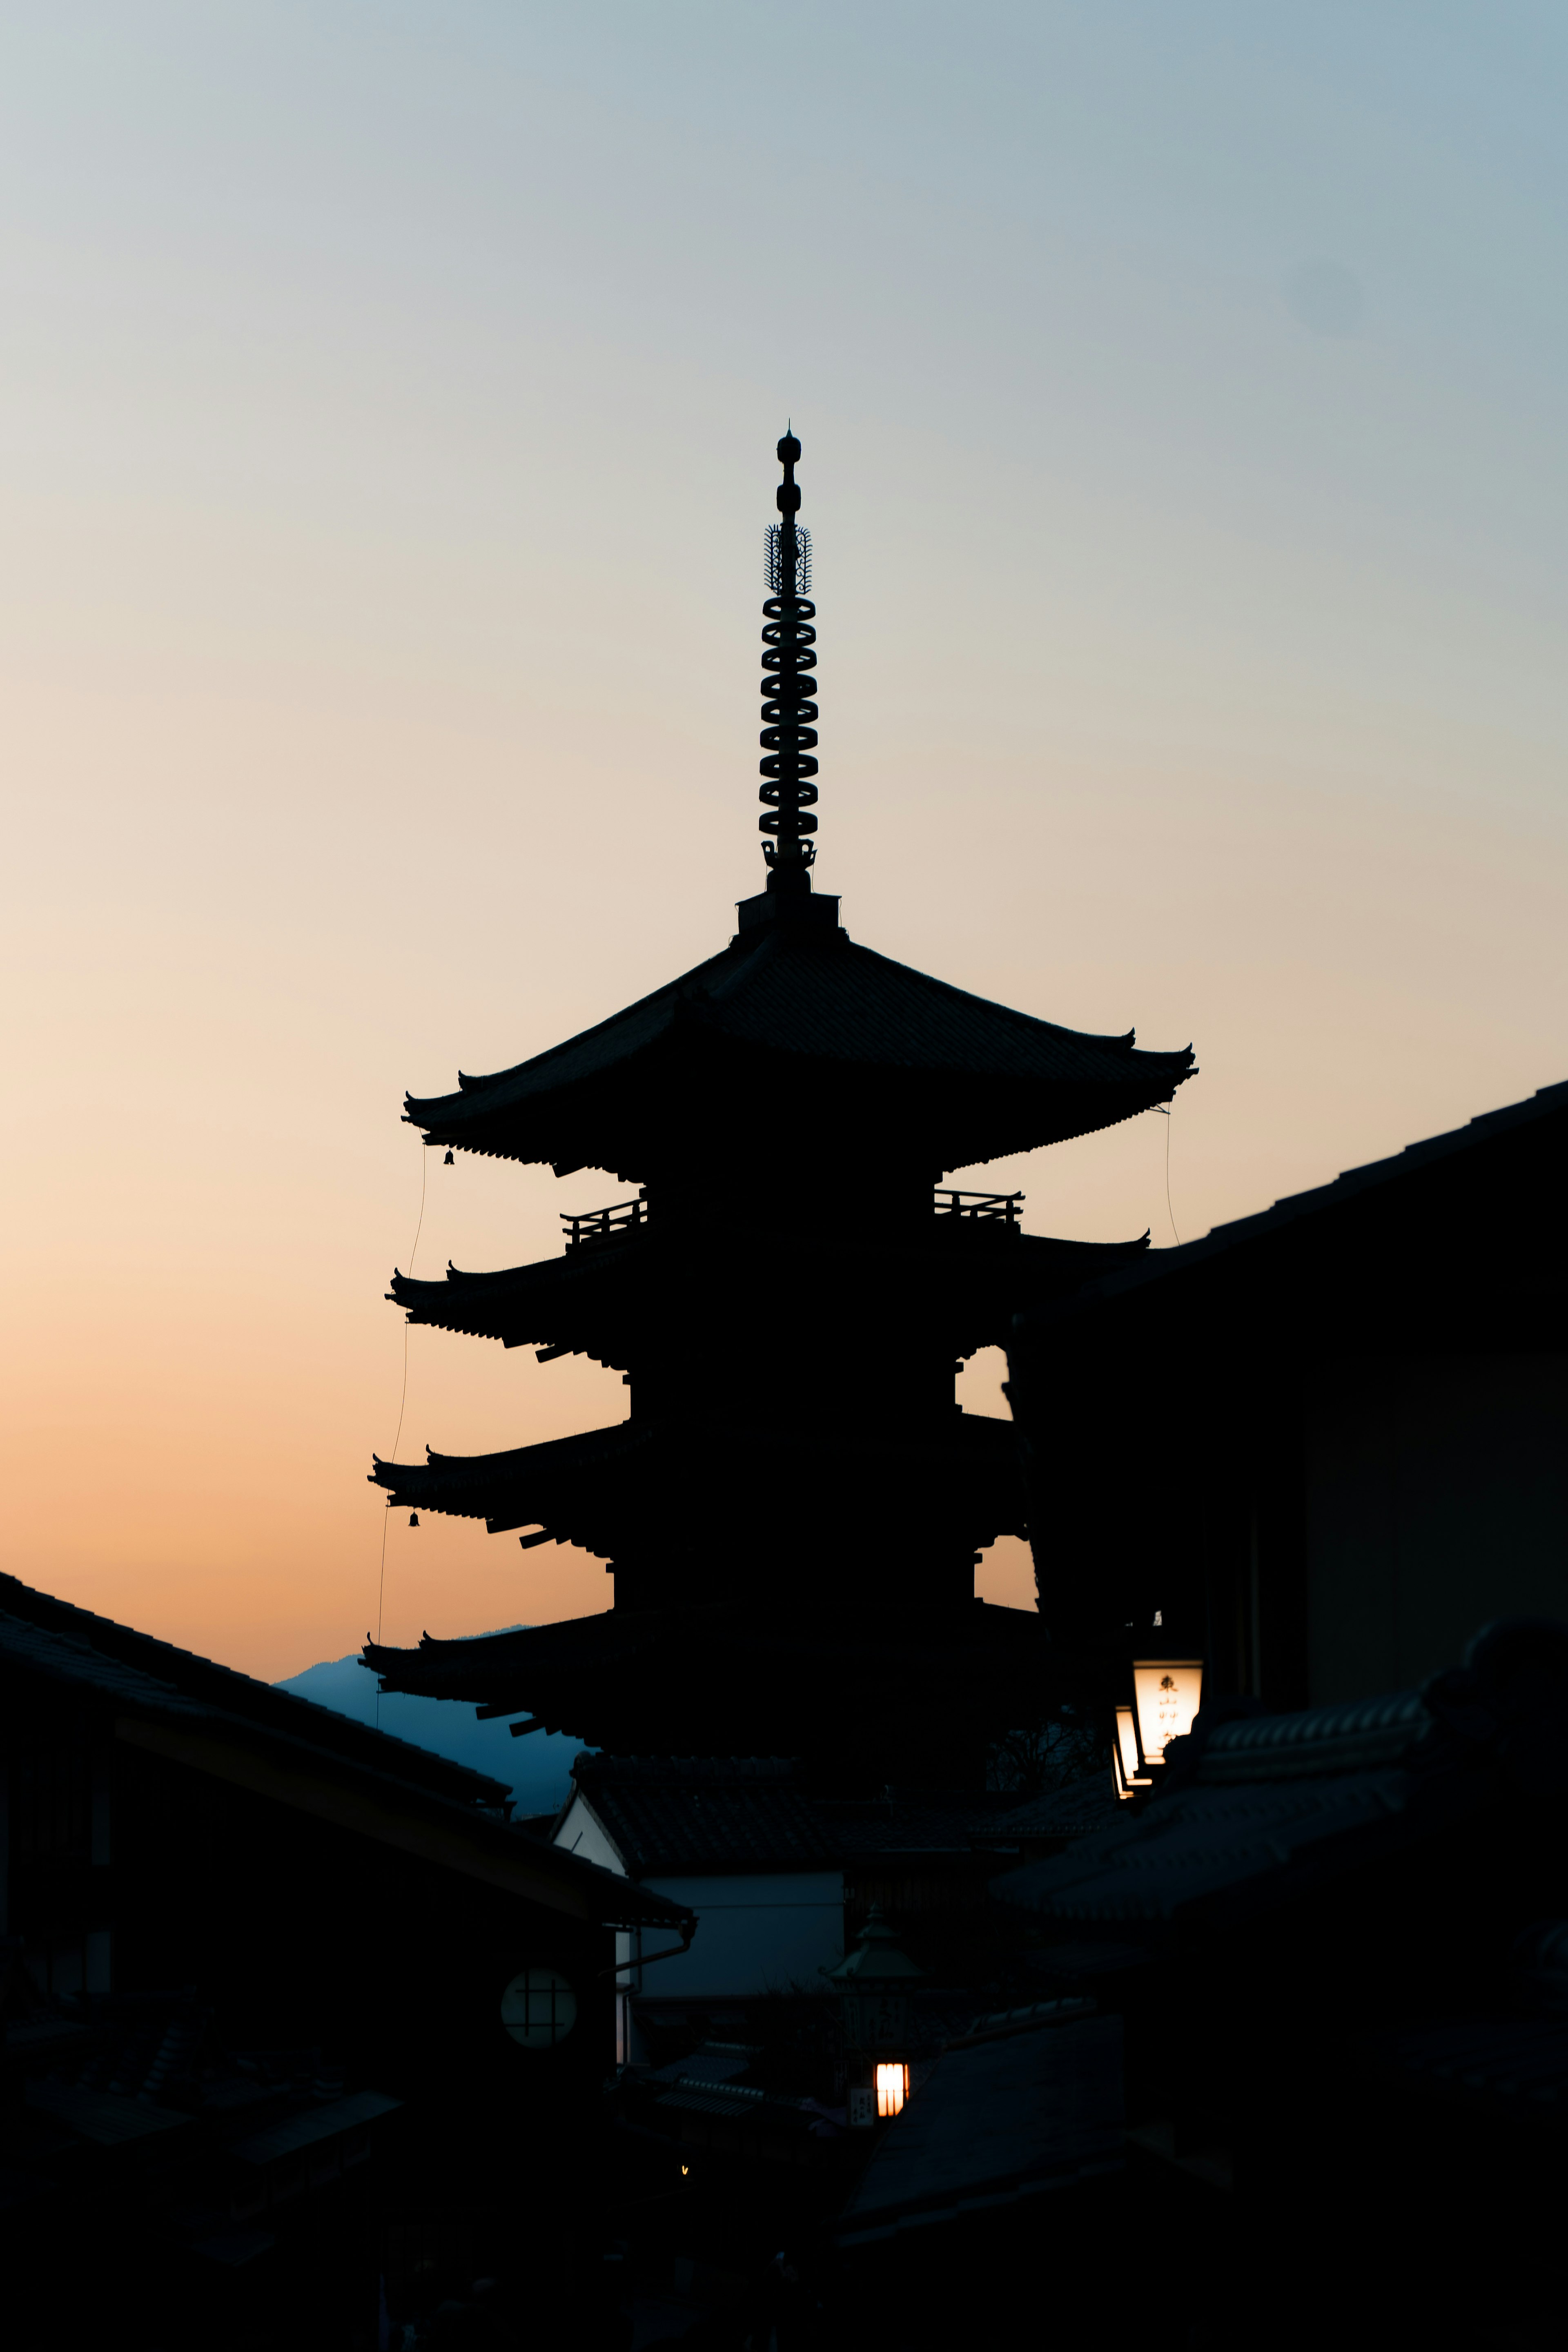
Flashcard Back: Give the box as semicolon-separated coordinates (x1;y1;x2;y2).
3;2;1565;1680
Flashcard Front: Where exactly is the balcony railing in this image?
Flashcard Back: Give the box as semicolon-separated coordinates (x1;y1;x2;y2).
934;1187;1023;1228
561;1194;648;1251
559;1187;1022;1249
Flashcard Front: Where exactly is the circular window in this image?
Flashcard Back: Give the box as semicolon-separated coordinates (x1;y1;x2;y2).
500;1967;577;2049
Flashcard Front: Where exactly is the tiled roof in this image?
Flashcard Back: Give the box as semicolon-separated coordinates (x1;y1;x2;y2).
403;915;1193;1174
993;1765;1450;1928
980;1773;1122;1843
836;2002;1124;2243
0;1575;505;1805
0;1613;208;1720
388;1223;1149;1354
992;1619;1568;1932
368;1407;1022;1543
1368;2018;1568;2119
568;1770;1067;1872
0;1575;693;1936
570;1756;838;1875
363;1597;1054;1766
817;1801;1007;1857
1020;1078;1568;1332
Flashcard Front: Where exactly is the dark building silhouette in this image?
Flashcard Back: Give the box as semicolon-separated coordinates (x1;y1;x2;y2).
968;1621;1568;2352
1006;1078;1568;1708
0;1574;688;2344
363;435;1194;1779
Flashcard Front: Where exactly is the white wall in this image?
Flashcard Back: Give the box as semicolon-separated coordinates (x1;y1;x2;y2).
551;1794;846;2003
552;1791;625;1877
635;1872;845;2000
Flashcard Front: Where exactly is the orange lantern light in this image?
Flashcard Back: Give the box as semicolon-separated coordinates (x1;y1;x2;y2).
1131;1659;1204;1766
875;2061;909;2118
1112;1704;1152;1800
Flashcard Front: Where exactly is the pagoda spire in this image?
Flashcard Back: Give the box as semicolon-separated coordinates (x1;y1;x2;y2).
759;429;819;893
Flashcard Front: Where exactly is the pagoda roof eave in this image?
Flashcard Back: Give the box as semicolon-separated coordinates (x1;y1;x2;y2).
369;1410;1024;1542
359;1599;1062;1748
390;1223;1152;1336
402;921;1194;1172
360;1595;1049;1686
387;1226;1152;1348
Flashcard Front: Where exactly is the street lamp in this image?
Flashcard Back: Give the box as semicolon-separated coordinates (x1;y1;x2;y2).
826;1905;925;2129
1131;1657;1204;1767
1112;1704;1152;1800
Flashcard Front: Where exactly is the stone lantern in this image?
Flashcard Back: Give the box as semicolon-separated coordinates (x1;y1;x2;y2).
827;1905;926;2126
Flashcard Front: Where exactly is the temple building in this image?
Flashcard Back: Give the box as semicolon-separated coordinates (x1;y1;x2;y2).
363;434;1194;1780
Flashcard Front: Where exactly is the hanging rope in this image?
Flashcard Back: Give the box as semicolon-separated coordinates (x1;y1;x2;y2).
1156;1103;1180;1246
374;1143;429;1720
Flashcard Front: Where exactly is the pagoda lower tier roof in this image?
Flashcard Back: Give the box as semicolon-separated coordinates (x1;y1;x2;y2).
388;1224;1150;1359
370;1410;1025;1556
404;902;1195;1178
360;1597;1063;1765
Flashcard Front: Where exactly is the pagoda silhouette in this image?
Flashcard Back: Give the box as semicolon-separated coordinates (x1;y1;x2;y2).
363;434;1194;1787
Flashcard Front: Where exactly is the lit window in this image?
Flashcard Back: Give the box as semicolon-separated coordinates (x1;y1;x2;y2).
500;1967;577;2048
875;2062;909;2118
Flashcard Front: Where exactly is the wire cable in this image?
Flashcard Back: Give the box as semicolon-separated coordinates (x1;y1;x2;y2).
1158;1104;1181;1247
374;1145;429;1720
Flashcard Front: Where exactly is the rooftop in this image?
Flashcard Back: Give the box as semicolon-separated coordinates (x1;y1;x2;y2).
404;902;1194;1180
991;1619;1568;1935
0;1576;691;1935
564;1755;839;1875
1016;1078;1568;1345
836;1996;1124;2244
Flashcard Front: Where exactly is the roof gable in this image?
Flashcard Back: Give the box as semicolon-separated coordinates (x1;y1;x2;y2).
404;914;1194;1174
566;1756;840;1876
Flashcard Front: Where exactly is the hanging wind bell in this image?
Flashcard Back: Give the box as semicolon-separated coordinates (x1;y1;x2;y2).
408;1513;420;1528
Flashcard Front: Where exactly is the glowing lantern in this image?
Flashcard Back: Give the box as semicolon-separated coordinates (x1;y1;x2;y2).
826;1905;925;2128
1132;1659;1204;1766
875;2062;909;2118
1112;1704;1152;1800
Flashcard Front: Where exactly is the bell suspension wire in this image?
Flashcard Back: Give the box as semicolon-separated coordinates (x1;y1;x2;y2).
1154;1102;1180;1246
758;428;819;891
374;1140;429;1721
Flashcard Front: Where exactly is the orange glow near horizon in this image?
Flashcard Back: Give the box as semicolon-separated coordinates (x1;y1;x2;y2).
2;12;1563;1688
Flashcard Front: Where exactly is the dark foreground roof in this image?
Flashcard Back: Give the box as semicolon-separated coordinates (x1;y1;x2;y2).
0;1573;503;1805
991;1620;1568;1937
404;897;1194;1179
836;1998;1124;2245
979;1772;1123;1846
0;1577;689;1935
1015;1078;1568;1348
1367;2015;1568;2128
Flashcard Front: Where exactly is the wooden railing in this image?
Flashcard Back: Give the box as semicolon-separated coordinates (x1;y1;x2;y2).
561;1194;648;1251
934;1187;1023;1228
559;1186;1022;1249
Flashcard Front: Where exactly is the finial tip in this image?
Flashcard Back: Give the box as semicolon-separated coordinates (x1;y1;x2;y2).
777;430;802;464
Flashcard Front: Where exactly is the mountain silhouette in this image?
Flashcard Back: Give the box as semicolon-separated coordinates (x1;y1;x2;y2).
275;1642;587;1817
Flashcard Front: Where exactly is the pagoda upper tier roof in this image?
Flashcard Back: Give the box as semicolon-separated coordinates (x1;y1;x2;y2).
388;1223;1149;1358
404;895;1195;1177
370;1408;1024;1552
360;1596;1060;1762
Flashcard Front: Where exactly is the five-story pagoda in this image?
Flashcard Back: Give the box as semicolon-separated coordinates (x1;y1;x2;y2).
363;434;1194;1782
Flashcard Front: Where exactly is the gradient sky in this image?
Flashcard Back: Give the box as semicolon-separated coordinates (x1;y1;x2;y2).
4;3;1565;1681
